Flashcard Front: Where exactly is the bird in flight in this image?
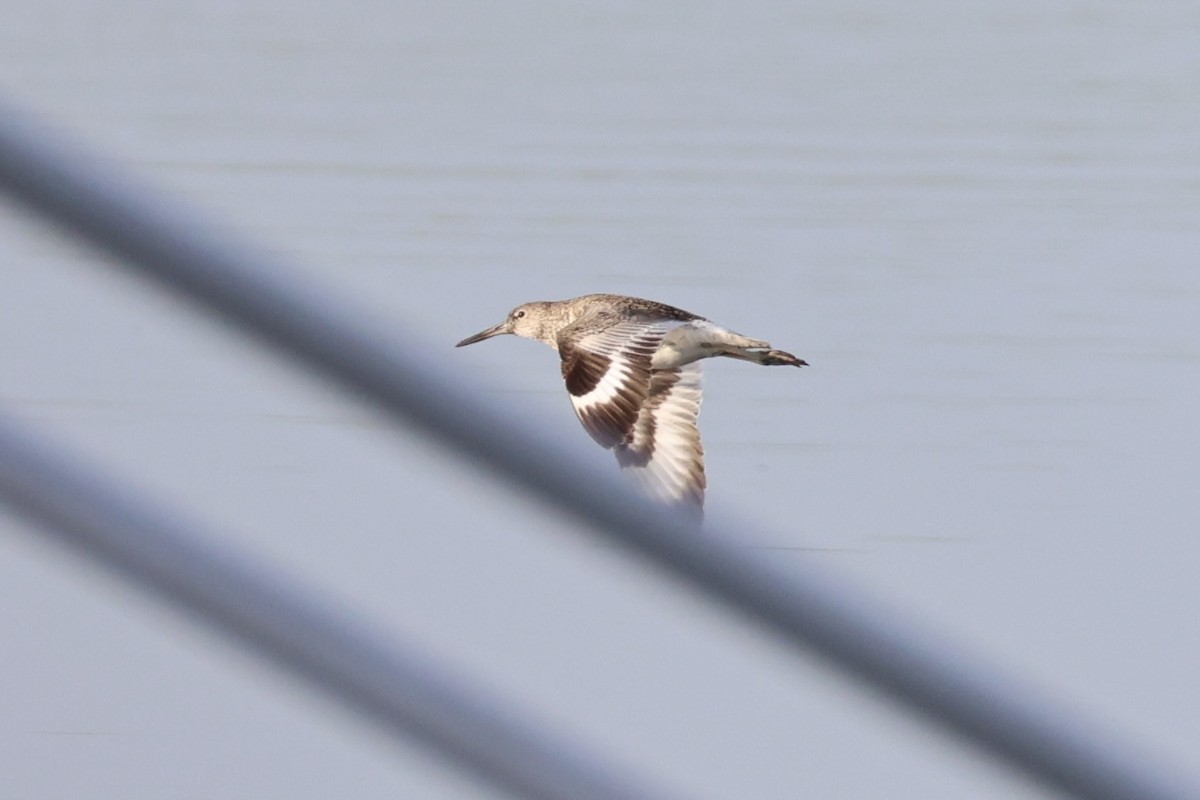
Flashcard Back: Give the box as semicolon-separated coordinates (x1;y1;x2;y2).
456;294;805;511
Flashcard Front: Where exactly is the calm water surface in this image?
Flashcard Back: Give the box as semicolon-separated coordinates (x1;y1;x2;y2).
1;2;1198;798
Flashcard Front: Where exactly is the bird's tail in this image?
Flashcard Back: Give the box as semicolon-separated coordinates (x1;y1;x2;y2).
718;343;808;367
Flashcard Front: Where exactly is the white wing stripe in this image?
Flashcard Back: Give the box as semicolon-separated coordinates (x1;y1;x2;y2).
571;355;638;411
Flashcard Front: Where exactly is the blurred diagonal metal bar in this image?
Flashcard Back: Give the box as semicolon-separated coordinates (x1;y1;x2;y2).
0;419;679;800
0;101;1195;800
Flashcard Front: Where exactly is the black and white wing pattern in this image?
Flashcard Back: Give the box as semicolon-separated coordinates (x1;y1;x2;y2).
558;318;706;508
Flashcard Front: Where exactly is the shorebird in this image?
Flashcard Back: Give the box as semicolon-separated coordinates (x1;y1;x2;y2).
456;294;806;510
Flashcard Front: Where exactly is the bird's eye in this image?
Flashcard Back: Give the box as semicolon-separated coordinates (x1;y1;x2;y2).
514;310;526;319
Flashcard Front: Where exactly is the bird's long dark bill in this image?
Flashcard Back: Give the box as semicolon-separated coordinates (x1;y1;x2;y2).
455;323;508;347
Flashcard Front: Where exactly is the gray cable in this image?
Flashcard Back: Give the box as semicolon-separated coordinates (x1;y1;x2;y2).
0;101;1195;800
0;419;680;800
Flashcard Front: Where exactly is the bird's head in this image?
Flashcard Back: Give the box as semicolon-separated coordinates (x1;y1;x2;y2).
456;302;559;348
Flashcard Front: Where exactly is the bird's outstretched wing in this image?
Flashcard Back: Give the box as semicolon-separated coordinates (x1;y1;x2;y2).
559;319;706;508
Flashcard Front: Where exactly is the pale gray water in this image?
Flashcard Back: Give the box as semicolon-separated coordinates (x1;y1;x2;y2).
1;2;1198;798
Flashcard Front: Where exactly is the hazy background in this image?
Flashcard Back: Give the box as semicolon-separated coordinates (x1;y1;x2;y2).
1;2;1198;798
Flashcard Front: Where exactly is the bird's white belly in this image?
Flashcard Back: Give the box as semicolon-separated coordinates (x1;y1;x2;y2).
651;321;762;369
